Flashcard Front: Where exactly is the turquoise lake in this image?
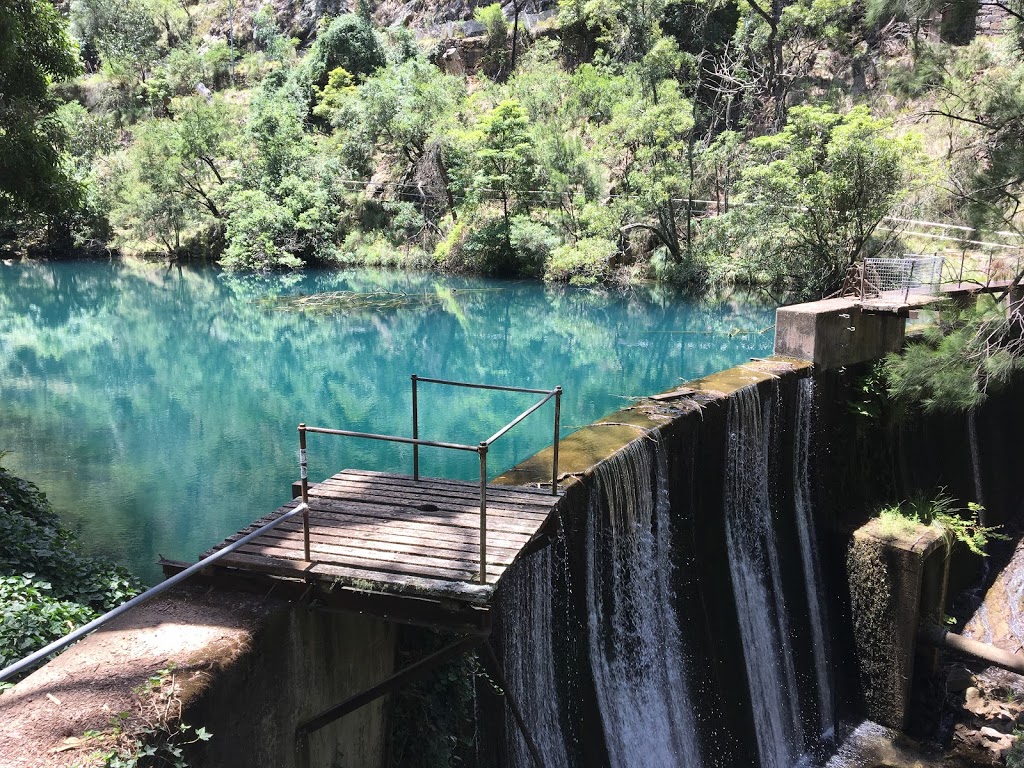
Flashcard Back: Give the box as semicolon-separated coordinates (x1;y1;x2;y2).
0;262;776;582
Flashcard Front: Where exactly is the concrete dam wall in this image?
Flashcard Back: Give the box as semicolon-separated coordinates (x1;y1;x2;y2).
4;298;1023;767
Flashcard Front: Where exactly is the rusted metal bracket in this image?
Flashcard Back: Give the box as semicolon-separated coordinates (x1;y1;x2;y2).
294;635;485;759
293;635;545;768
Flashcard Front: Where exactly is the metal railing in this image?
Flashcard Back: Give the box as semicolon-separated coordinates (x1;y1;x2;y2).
0;502;309;684
297;376;562;584
861;256;945;301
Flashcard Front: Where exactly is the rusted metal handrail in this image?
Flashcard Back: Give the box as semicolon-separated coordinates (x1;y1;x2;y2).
0;503;308;684
300;376;562;585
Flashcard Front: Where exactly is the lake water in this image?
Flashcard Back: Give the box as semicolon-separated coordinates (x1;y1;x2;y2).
0;261;775;582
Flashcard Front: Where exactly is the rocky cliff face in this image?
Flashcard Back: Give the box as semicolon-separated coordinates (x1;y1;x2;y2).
208;0;554;45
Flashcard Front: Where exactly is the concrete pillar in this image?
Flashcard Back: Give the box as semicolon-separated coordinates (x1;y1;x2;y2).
846;520;950;730
774;299;907;370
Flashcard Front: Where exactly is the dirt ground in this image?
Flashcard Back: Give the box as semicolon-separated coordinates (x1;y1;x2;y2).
0;585;275;768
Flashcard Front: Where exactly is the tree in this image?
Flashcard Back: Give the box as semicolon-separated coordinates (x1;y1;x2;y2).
882;47;1024;412
473;100;538;244
604;77;695;264
559;0;668;62
731;105;921;299
304;13;385;88
930;58;1024;239
884;297;1024;413
474;3;508;75
728;0;856;130
104;97;233;256
219;88;350;270
326;58;463;176
70;0;159;72
0;0;82;225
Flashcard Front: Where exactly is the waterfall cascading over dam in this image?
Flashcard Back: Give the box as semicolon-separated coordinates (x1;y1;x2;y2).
499;545;571;768
585;435;704;767
496;373;839;768
725;384;805;768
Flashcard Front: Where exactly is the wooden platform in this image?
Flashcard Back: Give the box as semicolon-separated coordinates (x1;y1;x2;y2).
197;469;563;606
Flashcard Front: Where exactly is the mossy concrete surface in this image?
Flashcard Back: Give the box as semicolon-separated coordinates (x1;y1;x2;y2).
0;585;394;768
847;519;950;730
495;355;811;490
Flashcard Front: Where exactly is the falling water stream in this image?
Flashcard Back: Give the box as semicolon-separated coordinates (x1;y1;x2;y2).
585;435;704;767
500;546;571;768
793;378;836;743
967;409;986;512
725;385;805;768
497;377;841;767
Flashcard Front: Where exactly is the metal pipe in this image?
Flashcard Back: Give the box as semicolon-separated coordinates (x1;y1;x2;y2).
411;374;419;481
919;624;1024;675
415;376;554;396
552;386;561;496
483;391;555;446
479;444;488;584
0;503;308;684
480;641;545;768
295;635;484;744
301;426;478;453
298;424;310;562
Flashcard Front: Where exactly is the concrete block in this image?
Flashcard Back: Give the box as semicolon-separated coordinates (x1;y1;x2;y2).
774;298;906;370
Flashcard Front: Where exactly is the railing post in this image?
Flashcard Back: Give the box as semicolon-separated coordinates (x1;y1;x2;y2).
478;443;488;584
298;424;311;563
551;387;561;496
411;374;419;481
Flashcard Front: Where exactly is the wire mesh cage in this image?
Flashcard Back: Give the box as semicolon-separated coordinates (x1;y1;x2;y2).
861;255;945;300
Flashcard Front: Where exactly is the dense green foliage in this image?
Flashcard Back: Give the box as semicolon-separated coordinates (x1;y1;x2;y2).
17;0;972;295
0;0;82;224
0;463;140;671
874;493;1006;556
884;296;1024;412
6;0;1024;310
387;629;479;768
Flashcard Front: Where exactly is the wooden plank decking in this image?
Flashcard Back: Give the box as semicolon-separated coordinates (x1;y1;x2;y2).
201;469;563;605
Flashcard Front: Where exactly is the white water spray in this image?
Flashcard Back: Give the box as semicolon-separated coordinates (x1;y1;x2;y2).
585;435;704;768
793;377;835;742
725;385;804;768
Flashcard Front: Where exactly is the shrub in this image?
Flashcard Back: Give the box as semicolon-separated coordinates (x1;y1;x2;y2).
873;492;1007;556
305;14;385;88
508;217;561;277
221;190;302;271
0;464;141;672
544;237;617;284
457;217;515;276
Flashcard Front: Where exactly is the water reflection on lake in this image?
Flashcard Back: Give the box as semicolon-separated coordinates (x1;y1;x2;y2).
0;261;775;581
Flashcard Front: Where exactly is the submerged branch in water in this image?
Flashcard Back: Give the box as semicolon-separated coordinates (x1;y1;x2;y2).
259;287;503;314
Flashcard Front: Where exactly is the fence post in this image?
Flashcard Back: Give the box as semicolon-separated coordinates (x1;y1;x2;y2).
298;424;311;562
411;374;419;481
552;387;562;496
478;443;488;584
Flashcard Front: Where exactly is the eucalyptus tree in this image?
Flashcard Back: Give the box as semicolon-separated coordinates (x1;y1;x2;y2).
473;99;539;244
725;105;922;299
103;96;235;257
602;76;695;266
0;0;82;226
